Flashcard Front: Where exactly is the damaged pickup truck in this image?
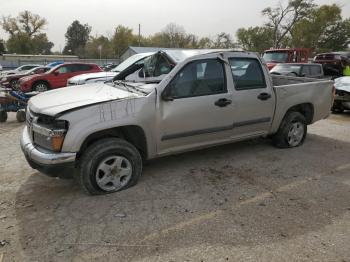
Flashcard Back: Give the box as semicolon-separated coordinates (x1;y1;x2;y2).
21;50;335;195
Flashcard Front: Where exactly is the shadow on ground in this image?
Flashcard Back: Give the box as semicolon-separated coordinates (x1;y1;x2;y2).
15;134;350;261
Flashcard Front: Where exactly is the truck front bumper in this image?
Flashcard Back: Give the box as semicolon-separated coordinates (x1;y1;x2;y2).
20;127;77;178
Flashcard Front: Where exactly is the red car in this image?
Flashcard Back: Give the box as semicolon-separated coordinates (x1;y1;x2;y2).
0;66;50;89
19;63;102;92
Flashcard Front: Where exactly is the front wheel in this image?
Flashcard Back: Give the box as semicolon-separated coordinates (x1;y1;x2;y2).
272;112;307;148
77;138;142;195
16;110;26;122
0;110;8;122
33;82;49;92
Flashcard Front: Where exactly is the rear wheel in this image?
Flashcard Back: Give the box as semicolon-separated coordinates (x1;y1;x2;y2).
33;82;49;92
0;110;8;122
16;110;26;122
272;112;307;148
77;138;142;195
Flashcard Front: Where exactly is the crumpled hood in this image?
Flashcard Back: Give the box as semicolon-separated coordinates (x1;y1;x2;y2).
334;76;350;93
69;71;117;83
29;82;143;116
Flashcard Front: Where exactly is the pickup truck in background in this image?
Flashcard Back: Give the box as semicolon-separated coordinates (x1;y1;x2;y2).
20;50;334;195
270;63;324;79
263;48;309;70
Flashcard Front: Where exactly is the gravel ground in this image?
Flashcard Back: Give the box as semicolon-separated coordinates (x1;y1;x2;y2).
0;112;350;262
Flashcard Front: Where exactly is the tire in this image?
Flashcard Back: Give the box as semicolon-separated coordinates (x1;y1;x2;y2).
77;138;142;195
10;79;18;90
33;81;49;92
272;112;307;148
331;106;344;113
0;110;7;122
16;110;26;122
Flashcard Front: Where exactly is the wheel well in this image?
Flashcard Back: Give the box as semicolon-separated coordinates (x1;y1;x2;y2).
78;125;148;160
286;103;314;124
32;80;50;89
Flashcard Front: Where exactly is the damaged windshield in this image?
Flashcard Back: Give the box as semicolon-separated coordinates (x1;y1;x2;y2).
142;53;174;78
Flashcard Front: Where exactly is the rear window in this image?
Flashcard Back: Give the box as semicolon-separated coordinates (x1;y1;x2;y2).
310;65;322;75
229;58;266;90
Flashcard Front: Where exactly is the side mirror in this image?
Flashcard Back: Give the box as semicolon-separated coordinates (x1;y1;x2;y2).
161;87;174;101
53;71;59;76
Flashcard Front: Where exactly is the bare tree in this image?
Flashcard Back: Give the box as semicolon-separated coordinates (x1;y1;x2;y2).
262;0;315;48
1;10;47;36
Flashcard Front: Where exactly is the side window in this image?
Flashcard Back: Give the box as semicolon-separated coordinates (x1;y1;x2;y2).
229;58;266;90
77;64;93;71
301;66;310;76
310;65;321;75
57;66;69;74
170;59;226;98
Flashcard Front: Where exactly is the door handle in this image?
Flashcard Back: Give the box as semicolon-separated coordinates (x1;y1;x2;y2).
215;98;232;107
257;93;271;101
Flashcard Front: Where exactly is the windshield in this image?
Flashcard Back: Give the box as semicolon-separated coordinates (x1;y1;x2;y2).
263;52;288;63
271;64;301;73
112;53;151;72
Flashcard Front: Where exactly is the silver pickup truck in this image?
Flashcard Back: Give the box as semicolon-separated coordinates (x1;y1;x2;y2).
20;50;334;195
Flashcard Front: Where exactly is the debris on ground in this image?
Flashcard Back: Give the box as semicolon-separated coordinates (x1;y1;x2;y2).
114;213;127;218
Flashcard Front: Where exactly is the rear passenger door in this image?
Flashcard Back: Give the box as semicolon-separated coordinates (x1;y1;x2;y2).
229;57;275;137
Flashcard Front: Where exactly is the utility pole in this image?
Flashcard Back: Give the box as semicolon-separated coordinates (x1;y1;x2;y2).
138;24;141;47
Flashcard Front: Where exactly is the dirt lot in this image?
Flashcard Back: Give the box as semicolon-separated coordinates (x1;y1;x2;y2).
0;113;350;262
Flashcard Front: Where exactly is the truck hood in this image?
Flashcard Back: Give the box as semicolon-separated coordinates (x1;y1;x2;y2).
69;71;118;83
334;77;350;93
29;82;145;116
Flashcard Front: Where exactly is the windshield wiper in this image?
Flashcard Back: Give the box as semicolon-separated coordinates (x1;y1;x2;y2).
113;80;147;95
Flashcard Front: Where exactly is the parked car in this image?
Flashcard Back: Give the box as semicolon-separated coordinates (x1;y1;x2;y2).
67;53;154;86
101;63;118;71
19;63;102;92
0;64;2;71
332;76;350;113
313;52;350;77
46;61;64;68
0;64;42;77
262;48;309;70
0;66;50;89
20;50;334;195
270;63;324;78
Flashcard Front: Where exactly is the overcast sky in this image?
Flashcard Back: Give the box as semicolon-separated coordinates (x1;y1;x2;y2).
1;0;349;51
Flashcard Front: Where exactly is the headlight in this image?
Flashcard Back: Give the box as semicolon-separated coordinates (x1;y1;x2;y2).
32;119;69;152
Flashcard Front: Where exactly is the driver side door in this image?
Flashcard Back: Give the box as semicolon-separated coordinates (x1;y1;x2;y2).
158;58;235;155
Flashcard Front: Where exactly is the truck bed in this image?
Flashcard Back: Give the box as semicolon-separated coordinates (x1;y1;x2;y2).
270;75;334;133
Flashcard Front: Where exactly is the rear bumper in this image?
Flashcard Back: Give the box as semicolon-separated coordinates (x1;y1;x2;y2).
20;127;77;177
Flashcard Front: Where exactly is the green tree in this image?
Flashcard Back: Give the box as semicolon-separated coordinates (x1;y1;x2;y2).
63;20;91;57
236;26;274;53
212;32;236;49
111;25;136;58
262;0;315;48
1;10;53;54
290;4;350;52
85;35;113;58
0;39;5;54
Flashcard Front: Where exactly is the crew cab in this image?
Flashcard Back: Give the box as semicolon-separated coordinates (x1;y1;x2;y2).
21;50;334;195
263;48;309;70
18;63;102;92
67;53;154;86
270;63;324;79
0;66;50;89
